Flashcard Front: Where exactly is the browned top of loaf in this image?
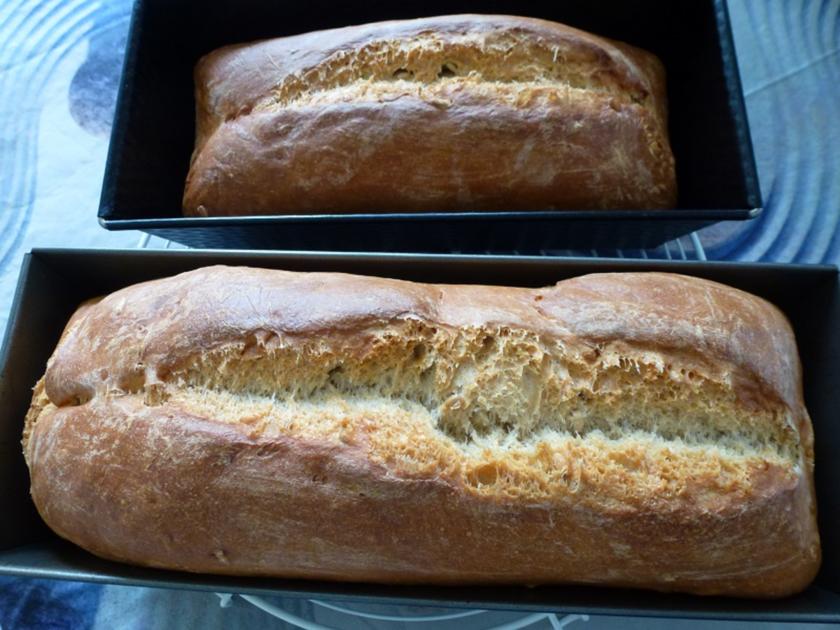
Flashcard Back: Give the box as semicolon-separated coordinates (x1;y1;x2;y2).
194;14;666;143
44;268;805;438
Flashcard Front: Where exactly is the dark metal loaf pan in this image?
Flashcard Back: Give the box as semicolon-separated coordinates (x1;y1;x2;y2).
0;249;837;622
98;0;761;252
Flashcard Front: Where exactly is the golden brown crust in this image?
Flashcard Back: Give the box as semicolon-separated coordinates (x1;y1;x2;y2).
38;269;805;420
27;399;816;597
182;15;677;215
23;268;819;596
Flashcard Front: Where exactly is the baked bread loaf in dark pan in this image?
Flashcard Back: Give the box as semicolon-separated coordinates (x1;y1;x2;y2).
184;15;677;216
98;0;760;251
1;250;837;622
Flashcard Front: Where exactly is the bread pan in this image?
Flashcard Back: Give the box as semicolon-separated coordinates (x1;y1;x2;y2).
0;249;837;621
98;0;761;252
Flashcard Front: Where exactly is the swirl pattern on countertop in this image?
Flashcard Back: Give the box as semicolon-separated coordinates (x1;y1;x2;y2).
0;0;129;273
704;0;840;264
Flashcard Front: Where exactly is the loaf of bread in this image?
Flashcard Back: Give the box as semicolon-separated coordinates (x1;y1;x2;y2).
23;268;818;597
183;15;677;216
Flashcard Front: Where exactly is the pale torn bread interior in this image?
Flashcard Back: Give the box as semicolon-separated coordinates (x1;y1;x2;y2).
155;332;801;514
254;32;650;109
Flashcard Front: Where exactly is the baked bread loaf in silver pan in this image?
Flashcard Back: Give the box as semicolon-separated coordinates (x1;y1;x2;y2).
23;268;818;597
